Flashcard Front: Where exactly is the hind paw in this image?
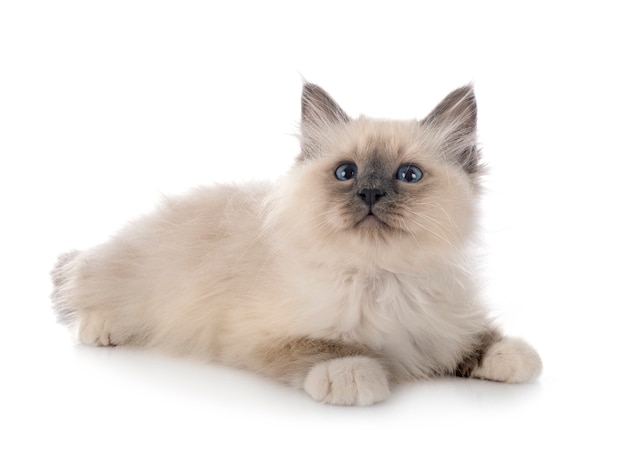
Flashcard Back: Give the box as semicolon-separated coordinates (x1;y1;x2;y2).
79;311;115;346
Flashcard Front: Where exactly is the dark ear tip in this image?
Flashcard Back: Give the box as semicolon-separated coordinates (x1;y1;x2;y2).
458;84;476;101
446;84;475;100
302;82;323;97
450;83;477;114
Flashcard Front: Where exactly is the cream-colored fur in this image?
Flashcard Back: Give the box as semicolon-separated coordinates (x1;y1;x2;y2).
471;337;543;383
303;357;390;406
51;83;541;405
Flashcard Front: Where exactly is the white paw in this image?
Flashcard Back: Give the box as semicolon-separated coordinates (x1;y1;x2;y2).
79;311;113;346
472;337;542;383
303;357;390;406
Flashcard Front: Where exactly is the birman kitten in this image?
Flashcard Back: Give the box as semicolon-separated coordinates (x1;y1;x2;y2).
51;83;542;405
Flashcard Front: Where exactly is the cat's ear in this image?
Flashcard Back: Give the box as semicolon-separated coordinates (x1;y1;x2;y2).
423;85;481;175
299;83;350;160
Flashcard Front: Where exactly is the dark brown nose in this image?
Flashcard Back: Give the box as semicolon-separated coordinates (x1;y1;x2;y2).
358;188;385;206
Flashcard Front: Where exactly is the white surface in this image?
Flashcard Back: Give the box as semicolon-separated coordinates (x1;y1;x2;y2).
1;1;624;447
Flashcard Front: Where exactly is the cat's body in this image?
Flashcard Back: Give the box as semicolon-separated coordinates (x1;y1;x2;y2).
51;83;542;405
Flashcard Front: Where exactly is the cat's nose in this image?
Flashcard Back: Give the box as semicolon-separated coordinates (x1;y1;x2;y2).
358;188;385;206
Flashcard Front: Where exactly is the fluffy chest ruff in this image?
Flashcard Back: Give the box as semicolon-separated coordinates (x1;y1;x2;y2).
283;258;489;382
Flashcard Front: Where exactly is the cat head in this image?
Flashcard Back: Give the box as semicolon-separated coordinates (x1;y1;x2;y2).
267;83;483;268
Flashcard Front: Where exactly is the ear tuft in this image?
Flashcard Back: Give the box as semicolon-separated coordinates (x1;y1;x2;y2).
423;85;480;175
302;83;350;127
423;84;476;131
299;83;350;160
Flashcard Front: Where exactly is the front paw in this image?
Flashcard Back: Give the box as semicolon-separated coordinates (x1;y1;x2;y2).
472;337;542;383
303;357;390;406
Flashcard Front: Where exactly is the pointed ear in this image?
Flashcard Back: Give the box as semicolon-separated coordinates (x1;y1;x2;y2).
423;85;481;175
299;83;350;160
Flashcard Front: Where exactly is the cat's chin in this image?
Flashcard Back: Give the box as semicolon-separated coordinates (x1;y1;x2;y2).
358;213;380;224
356;213;387;228
354;213;396;238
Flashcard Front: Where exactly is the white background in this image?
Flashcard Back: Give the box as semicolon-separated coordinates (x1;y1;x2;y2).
1;1;625;447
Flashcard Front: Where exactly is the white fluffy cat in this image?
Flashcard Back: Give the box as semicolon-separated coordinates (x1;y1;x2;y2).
51;82;542;405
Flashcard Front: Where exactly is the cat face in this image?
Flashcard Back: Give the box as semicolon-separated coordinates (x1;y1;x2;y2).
268;83;483;265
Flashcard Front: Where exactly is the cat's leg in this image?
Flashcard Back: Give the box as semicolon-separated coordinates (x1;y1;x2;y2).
51;250;148;347
456;331;542;383
260;338;390;406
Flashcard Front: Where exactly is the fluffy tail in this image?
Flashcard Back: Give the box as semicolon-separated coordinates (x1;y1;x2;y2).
50;250;80;325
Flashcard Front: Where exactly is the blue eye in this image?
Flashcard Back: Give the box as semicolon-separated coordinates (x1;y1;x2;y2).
335;163;358;181
396;164;423;183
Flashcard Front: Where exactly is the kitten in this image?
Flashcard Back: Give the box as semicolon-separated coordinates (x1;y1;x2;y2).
51;82;542;406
